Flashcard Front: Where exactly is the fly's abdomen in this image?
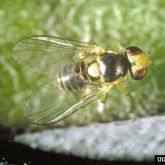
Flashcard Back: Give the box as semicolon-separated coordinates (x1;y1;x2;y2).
57;61;87;91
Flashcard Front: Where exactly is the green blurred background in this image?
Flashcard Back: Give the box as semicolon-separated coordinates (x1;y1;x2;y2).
0;0;164;127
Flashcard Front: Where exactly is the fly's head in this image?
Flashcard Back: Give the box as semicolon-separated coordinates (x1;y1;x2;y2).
125;46;151;80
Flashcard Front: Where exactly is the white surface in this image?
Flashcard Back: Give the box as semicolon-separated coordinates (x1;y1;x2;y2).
15;116;165;161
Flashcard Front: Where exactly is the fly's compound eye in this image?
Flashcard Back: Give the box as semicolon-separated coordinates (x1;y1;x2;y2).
125;46;143;56
132;68;147;80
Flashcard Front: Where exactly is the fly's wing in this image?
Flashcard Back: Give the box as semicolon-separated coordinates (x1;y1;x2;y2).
25;82;107;124
13;36;105;79
13;36;106;124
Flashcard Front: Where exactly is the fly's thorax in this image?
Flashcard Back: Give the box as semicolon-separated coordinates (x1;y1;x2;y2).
98;53;130;82
56;61;87;91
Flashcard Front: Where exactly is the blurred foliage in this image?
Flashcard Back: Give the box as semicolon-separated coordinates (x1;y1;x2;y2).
0;0;165;127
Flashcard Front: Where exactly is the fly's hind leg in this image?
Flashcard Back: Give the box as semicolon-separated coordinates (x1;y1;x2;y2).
99;93;107;103
97;93;107;113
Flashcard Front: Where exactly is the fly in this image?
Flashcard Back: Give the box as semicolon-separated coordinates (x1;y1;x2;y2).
13;36;151;124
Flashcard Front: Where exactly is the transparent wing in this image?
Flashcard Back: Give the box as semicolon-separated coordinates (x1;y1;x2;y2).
13;36;105;79
25;82;107;124
13;36;106;124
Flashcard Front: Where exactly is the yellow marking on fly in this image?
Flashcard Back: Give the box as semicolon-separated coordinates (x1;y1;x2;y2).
98;74;128;103
136;53;151;68
87;62;100;78
92;45;106;55
100;93;107;103
78;45;106;59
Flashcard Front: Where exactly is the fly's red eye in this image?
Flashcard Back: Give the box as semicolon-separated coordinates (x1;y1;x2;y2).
125;46;143;56
133;68;147;80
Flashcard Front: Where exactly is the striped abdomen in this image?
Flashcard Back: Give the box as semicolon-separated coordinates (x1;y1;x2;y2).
57;61;87;92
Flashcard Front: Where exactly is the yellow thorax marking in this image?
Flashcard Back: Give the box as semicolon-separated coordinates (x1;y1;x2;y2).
87;62;100;78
